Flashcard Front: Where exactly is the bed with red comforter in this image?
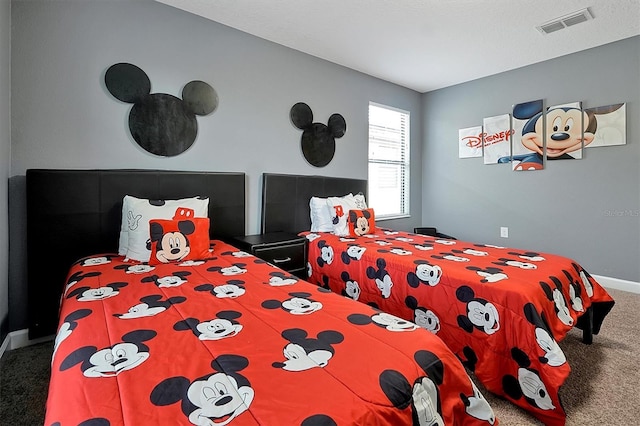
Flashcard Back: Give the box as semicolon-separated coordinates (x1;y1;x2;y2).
303;229;615;426
46;239;497;426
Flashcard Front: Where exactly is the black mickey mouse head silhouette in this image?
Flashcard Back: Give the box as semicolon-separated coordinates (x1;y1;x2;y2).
290;102;346;167
105;63;218;157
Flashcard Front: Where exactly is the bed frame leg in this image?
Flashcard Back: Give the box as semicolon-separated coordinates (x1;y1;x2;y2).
582;306;593;345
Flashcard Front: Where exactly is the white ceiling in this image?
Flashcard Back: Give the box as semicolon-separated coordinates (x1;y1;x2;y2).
156;0;640;93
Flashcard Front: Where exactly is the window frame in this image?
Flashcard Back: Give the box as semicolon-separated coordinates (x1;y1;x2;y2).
367;102;411;220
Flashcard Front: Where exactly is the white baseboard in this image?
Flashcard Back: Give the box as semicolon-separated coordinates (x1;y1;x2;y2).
592;274;640;294
0;329;54;360
0;333;9;360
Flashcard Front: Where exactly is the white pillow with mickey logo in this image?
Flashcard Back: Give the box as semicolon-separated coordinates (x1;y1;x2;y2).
118;195;209;262
327;194;360;236
353;192;368;210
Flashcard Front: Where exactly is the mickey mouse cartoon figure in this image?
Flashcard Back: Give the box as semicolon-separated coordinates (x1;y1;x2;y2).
290;102;346;167
501;100;624;170
60;329;157;377
348;209;373;236
81;256;113;267
366;258;394;298
340;271;361;301
141;271;191;288
573;262;594;297
493;257;537;270
207;263;247;276
379;350;449;426
502;100;587;169
407;260;442;288
105;63;218;157
523;303;566;367
52;309;92;360
194;280;246;298
461;381;497;424
64;270;101;295
347;311;418;332
502;347;555;411
406;296;441;334
562;269;585;313
148;207;198;264
151;355;254;426
456;286;500;335
114;263;155;274
173;311;243;341
266;271;298;286
340;244;366;265
261;292;323;315
465;266;508;284
540;277;574;327
508;251;545;262
316;240;334;267
113;295;186;319
66;282;128;302
272;328;344;372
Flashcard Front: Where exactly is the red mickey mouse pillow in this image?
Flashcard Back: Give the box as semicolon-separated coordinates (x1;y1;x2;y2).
348;208;376;237
148;207;211;265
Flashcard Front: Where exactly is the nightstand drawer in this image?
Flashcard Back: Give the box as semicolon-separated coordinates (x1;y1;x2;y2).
254;241;306;271
229;232;308;279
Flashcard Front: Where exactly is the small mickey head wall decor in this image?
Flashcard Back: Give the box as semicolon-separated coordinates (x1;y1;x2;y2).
290;102;346;167
105;63;218;157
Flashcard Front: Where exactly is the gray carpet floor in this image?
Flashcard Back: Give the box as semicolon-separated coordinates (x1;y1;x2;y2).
1;339;52;426
1;288;638;425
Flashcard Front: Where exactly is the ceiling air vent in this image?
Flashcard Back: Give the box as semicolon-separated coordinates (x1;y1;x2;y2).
536;8;594;35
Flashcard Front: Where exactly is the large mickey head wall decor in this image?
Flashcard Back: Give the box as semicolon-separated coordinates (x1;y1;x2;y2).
105;63;218;157
290;102;346;167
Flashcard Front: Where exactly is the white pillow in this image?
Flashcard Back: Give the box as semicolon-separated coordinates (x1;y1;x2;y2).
119;195;209;262
309;196;334;232
353;192;367;210
327;194;360;236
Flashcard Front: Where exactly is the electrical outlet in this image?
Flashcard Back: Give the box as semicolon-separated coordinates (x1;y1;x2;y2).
500;227;509;238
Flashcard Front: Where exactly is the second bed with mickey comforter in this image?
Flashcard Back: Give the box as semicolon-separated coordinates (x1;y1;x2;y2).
46;240;497;426
303;229;615;426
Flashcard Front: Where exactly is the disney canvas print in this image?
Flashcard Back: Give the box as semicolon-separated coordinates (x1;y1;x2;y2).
482;114;511;165
585;103;626;148
458;125;483;158
509;99;545;171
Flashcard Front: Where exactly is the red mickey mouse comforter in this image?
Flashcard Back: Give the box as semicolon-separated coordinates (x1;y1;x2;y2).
303;229;615;426
46;240;497;426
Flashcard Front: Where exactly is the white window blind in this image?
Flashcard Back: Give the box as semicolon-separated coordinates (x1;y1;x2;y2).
368;103;410;218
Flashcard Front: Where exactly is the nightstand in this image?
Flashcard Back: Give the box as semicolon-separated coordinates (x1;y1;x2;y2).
230;232;308;279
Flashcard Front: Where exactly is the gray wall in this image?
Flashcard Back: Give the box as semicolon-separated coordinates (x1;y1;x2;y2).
422;36;640;282
1;0;11;342
8;0;422;331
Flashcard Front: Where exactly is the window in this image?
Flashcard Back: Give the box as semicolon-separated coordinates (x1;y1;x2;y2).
368;103;410;219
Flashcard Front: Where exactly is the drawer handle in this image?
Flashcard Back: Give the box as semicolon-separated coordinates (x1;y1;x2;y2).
272;257;291;264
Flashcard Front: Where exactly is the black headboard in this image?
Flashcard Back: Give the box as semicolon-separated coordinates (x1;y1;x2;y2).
261;173;367;234
27;169;246;339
